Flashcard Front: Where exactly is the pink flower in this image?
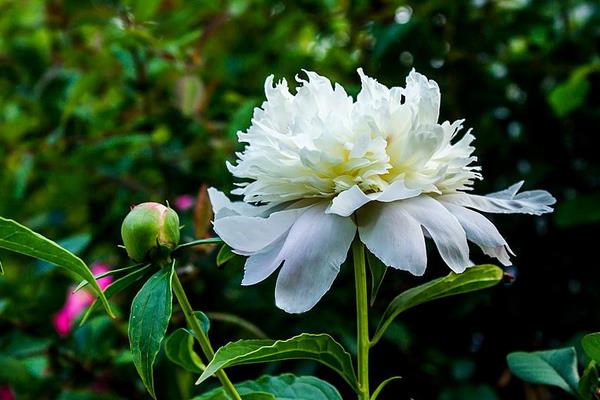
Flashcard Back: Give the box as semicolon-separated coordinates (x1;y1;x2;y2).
174;195;194;211
0;385;15;400
52;263;113;336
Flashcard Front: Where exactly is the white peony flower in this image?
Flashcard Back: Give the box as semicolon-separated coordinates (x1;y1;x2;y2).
209;69;555;313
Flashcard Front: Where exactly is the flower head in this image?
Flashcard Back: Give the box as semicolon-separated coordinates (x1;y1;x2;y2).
121;202;180;262
210;69;555;313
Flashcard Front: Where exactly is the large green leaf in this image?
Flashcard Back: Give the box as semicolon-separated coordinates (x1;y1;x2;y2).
373;264;503;343
195;333;358;392
165;328;204;373
582;333;600;363
194;374;342;400
129;265;174;399
0;216;113;317
507;347;580;395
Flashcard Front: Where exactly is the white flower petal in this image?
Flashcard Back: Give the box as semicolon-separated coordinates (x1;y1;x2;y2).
213;207;305;253
377;179;423;202
208;187;270;218
357;202;427;276
241;234;286;286
274;203;356;313
439;182;556;215
405;69;441;126
441;202;513;266
327;185;378;217
398;195;471;272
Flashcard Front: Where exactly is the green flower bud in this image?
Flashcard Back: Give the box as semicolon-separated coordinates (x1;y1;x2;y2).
121;202;180;262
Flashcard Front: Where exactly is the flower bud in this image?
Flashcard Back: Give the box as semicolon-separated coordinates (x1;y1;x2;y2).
121;202;180;262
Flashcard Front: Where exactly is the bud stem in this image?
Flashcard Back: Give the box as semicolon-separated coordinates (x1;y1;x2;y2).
171;271;242;400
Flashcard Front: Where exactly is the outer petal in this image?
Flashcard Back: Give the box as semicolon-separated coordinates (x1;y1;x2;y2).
241;234;287;285
327;180;422;217
398;195;471;272
357;202;427;276
441;202;513;266
438;182;556;215
376;179;423;202
274;202;356;313
327;185;378;217
208;188;270;218
213;207;305;253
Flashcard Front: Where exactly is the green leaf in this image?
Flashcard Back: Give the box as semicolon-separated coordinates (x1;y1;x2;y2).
366;250;387;306
80;264;151;325
74;262;145;293
507;347;580;395
579;361;599;400
370;376;401;400
547;63;600;117
373;264;503;343
194;374;342;400
0;216;113;317
196;333;358;392
582;333;600;363
191;311;211;334
0;354;35;388
129;265;175;399
216;244;237;267
165;328;205;373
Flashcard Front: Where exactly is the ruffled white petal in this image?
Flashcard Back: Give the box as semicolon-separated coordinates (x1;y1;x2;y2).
357;202;427;275
213;207;305;253
441;202;513;266
398;195;471;272
405;69;441;126
439;182;556;215
274;202;356;313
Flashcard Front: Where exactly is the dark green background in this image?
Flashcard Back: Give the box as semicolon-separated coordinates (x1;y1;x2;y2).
0;0;598;399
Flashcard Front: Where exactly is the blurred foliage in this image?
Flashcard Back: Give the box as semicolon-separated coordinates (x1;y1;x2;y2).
0;0;598;399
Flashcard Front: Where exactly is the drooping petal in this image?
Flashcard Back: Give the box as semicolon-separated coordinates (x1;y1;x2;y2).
439;182;556;215
241;234;287;286
327;179;422;217
327;185;378;217
357;202;427;276
213;207;305;253
376;178;423;202
208;187;270;218
441;202;513;266
398;195;471;272
274;202;356;313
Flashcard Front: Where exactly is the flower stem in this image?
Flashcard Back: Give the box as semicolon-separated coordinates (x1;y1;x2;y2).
353;239;370;400
171;273;241;400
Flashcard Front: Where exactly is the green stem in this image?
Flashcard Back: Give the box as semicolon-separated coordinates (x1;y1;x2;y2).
353;239;370;400
173;238;223;253
172;273;241;400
